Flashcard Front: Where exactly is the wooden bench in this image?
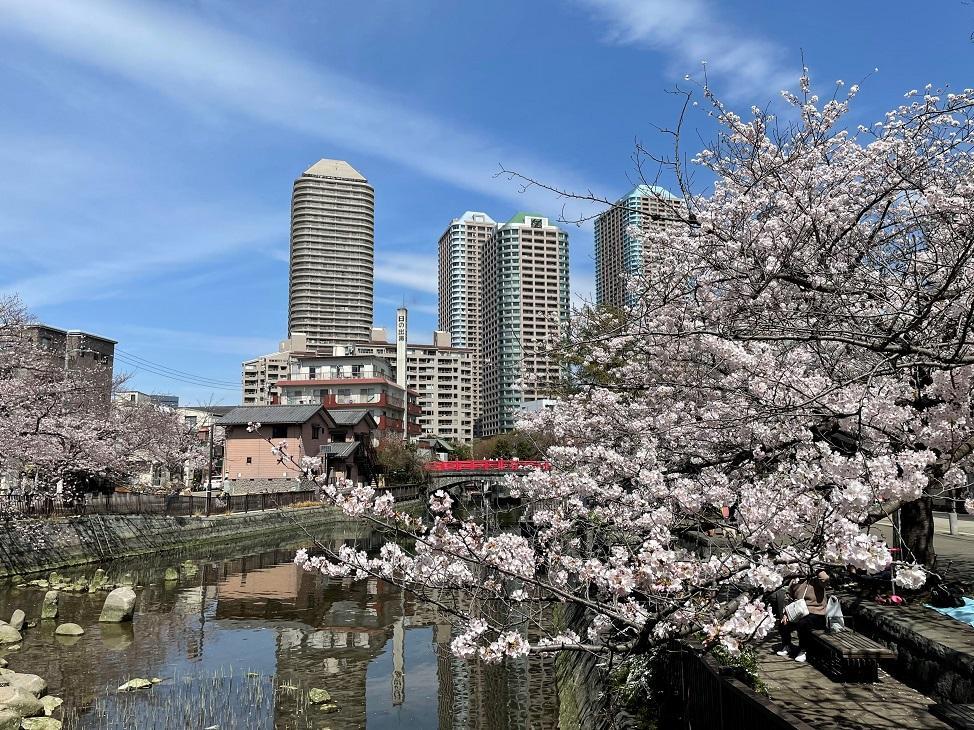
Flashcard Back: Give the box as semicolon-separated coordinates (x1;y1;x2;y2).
930;704;974;729
802;629;895;682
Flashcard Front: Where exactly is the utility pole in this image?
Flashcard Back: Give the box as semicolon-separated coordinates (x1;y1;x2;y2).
204;423;214;516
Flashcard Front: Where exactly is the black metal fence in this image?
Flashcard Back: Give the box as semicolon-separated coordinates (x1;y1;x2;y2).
2;482;423;519
667;649;815;730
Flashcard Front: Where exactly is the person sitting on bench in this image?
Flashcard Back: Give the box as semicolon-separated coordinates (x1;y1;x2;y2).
777;569;831;662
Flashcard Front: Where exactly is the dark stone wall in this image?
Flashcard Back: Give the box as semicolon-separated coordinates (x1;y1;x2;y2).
0;507;369;579
553;604;644;730
843;596;974;703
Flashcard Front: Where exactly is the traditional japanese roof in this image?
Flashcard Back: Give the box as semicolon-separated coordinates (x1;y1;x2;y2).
326;409;376;427
318;441;360;458
193;405;235;416
218;405;325;426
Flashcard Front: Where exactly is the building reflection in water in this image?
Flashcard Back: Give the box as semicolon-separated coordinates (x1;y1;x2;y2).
211;545;559;729
0;539;560;729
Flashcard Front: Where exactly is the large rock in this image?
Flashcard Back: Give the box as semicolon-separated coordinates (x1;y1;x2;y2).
117;678;152;692
21;718;62;730
98;588;136;623
308;688;332;704
39;696;61;717
0;686;42;717
8;613;23;633
0;708;19;730
0;627;21;645
40;593;57;621
88;569;107;593
0;671;46;697
53;624;83;637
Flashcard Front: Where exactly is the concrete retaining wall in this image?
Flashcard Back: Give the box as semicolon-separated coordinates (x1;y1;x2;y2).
0;507;370;580
553;605;644;730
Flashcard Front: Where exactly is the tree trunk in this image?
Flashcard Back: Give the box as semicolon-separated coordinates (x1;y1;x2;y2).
898;497;936;568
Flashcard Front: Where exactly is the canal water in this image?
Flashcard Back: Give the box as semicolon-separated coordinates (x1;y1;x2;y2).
0;533;560;729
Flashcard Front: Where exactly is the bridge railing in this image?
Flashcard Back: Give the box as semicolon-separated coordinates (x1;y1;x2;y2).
425;459;551;473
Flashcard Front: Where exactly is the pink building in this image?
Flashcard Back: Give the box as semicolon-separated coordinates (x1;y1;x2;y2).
218;405;378;487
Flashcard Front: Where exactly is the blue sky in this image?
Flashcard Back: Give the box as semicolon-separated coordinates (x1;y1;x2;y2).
0;0;971;404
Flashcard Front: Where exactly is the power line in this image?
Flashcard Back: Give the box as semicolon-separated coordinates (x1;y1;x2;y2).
113;354;240;392
115;349;240;387
113;349;240;388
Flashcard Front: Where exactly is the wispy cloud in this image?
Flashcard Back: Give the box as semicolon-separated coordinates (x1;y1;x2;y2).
574;0;792;101
375;296;438;318
0;210;282;307
0;0;606;220
374;253;439;295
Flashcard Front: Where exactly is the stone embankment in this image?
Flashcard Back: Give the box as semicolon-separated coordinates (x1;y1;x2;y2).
0;506;372;580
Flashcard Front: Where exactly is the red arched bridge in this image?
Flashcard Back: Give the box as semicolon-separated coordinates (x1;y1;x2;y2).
425;459;551;474
425;459;551;496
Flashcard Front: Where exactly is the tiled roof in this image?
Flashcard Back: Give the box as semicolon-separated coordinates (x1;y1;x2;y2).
327;409;374;426
318;441;359;458
217;405;324;426
196;405;235;415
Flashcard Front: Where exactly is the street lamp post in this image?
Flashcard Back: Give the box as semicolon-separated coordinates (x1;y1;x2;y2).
204;424;214;516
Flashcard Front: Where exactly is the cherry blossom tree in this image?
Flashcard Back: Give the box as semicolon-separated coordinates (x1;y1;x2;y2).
0;295;202;503
289;73;974;665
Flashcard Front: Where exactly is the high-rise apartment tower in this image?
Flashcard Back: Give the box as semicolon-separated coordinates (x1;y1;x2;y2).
481;214;569;436
288;159;375;347
438;212;496;429
594;184;680;309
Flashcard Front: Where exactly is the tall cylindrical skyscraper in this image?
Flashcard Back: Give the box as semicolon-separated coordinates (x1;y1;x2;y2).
288;159;374;348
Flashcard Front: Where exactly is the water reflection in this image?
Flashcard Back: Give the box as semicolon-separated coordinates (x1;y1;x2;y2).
0;538;559;728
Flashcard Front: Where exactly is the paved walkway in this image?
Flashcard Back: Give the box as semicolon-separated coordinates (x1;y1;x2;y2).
758;648;951;729
757;515;974;728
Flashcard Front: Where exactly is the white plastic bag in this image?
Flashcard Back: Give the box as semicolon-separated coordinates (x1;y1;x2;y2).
826;595;846;632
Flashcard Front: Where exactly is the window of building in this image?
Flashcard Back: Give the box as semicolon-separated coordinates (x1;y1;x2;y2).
246;456;253;464
272;425;288;439
312;425;322;440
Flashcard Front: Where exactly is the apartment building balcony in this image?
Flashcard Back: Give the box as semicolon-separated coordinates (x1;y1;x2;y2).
378;416;422;436
320;393;405;410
